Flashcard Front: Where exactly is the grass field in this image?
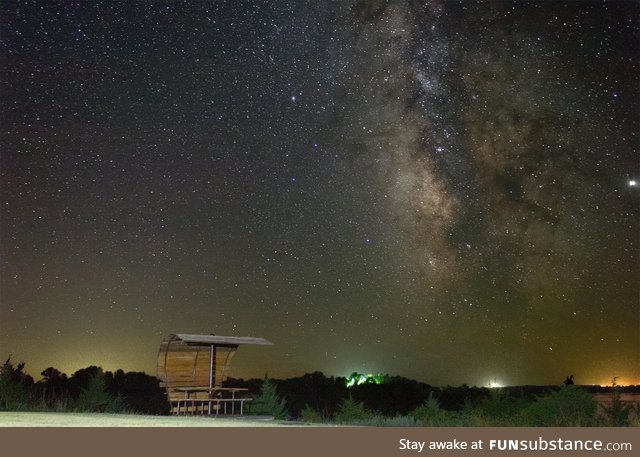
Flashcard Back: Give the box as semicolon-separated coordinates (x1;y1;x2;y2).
0;412;300;427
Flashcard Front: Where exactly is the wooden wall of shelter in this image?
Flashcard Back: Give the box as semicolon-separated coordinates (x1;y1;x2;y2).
157;333;272;402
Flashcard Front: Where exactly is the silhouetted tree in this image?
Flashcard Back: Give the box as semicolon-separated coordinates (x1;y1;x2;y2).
353;376;433;415
0;356;34;409
75;375;121;412
275;371;347;417
69;366;103;398
38;367;69;406
104;370;170;415
602;377;631;426
563;375;574;386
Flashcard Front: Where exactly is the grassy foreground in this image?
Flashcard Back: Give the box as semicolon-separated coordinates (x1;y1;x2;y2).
0;412;298;427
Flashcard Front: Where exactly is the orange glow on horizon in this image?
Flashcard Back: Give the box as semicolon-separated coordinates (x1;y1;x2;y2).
597;377;638;387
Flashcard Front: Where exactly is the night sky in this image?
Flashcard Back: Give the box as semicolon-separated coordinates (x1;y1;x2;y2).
1;0;638;387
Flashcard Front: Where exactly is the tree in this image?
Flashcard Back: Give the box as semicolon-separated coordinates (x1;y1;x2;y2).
411;392;452;426
69;366;103;398
39;367;69;406
602;377;632;426
563;374;574;386
75;375;122;413
104;370;170;415
334;395;373;424
0;356;33;410
249;378;287;420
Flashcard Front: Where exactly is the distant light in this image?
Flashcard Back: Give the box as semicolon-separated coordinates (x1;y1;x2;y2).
629;179;637;187
291;95;296;102
345;372;387;388
600;377;635;387
488;379;503;388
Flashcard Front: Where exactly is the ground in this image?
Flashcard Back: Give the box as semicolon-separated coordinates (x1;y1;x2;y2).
0;412;302;427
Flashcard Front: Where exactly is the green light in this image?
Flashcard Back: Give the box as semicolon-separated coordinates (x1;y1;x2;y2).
345;372;388;388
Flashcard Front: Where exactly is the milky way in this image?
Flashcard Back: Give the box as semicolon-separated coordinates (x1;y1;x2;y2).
1;1;638;386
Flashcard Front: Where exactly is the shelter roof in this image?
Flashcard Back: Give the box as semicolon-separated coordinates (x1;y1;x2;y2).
174;333;273;346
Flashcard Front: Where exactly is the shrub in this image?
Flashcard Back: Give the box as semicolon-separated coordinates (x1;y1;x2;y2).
300;404;324;423
334;396;374;424
75;376;123;413
523;385;598;426
472;388;531;425
0;374;28;410
411;392;459;426
0;357;32;410
249;378;288;420
601;388;633;426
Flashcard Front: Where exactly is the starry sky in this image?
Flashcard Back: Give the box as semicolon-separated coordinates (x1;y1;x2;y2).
1;0;638;387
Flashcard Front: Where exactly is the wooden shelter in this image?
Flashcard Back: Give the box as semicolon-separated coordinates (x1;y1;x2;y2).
157;333;272;414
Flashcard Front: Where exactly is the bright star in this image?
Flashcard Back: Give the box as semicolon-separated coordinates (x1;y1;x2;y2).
629;180;637;187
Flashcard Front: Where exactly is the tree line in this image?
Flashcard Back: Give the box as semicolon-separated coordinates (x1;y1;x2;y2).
0;356;169;414
2;356;637;426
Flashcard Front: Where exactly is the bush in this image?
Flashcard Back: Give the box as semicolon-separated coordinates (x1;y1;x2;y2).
601;389;633;426
523;385;598;426
0;357;32;410
411;392;459;426
334;396;374;424
75;376;123;413
0;374;28;410
249;379;288;420
470;388;531;426
300;404;324;423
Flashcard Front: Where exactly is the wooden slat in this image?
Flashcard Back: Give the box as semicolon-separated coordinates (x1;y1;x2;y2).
157;334;263;409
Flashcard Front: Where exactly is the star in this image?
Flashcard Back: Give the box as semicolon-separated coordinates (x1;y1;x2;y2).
0;0;637;388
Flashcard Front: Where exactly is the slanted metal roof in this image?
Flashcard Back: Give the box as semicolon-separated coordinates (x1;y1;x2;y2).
175;333;273;346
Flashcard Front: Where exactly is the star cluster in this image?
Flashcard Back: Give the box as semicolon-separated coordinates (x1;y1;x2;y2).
1;0;638;386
